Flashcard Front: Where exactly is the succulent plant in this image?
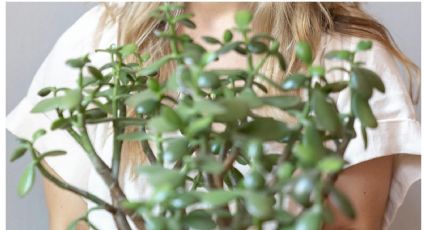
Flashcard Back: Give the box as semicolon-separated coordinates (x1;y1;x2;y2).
11;3;384;230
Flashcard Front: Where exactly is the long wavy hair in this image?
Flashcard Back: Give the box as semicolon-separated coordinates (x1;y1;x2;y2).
96;2;420;179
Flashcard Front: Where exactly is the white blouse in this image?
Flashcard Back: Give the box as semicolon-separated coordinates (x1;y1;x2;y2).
6;5;421;230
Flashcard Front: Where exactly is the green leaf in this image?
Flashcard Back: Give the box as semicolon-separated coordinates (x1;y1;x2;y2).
10;145;28;162
202;36;221;45
37;87;54;97
294;206;322;230
18;162;36;197
312;89;341;133
170;192;199;209
214;98;249;122
183;210;215;230
275;52;287;71
66;55;90;68
183;43;206;65
352;67;385;93
163;105;182;124
148;116;180;133
224;167;244;186
178;18;196;29
350;67;374;99
352;93;377;128
292;143;319;167
238;88;263;108
163;138;189;163
119;43;137;57
324;50;353;61
85;108;107;120
197;71;220;89
193;155;224;174
243;170;265;190
136;100;159;114
169;65;193;91
329;186;356;219
193;99;226;115
292;173;317;206
137;55;173;76
87;66;104;80
145;217;167;230
235;10;253;29
317;156;345;174
244;139;263;162
261;96;302;110
184;116;213;137
40;150;67;159
223;30;233;42
281;74;308;90
200;190;240;207
322;81;348;93
32;129;46;141
117;132;151;141
238;117;289;141
356;40;373;51
147;78;160;92
138;165;184;188
308;66;325;77
51;118;72;130
31;90;81;113
125;89;159;108
217;41;244;55
277;162;295;181
201;52;218;66
244;191;274;219
295;41;313;65
269;40;280;54
294;122;326;166
251;33;275;42
247;41;268;54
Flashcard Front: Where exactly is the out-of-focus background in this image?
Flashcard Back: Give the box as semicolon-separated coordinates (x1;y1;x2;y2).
6;2;421;229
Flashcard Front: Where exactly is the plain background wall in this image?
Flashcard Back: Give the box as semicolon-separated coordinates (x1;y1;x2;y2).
5;2;421;230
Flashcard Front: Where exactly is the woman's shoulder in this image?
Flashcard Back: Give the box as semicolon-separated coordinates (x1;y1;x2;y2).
55;4;114;49
319;32;391;61
48;4;118;69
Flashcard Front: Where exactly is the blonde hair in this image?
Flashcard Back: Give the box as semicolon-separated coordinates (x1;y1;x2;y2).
97;2;420;178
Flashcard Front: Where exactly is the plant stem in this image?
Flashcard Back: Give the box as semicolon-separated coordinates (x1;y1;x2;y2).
86;117;145;125
30;148;116;213
74;113;145;228
247;54;270;88
140;126;157;164
111;54;124;181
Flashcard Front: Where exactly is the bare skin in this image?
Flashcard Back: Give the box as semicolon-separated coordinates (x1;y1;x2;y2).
43;3;394;229
43;164;89;230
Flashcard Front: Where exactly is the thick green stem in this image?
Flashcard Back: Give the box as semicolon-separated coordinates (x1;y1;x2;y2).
246;54;270;88
30;148;116;213
111;55;124;181
141;125;157;163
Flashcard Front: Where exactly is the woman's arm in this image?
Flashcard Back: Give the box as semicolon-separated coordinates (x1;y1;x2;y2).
324;155;394;230
43;165;88;230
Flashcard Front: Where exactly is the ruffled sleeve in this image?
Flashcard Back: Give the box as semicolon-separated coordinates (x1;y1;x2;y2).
6;4;116;190
322;34;421;229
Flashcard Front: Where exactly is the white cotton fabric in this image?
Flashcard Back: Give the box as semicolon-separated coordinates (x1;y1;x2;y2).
6;5;421;230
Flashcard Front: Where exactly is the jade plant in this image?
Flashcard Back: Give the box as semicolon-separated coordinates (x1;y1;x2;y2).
10;3;385;230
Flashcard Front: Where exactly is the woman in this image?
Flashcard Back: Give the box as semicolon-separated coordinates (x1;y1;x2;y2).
6;2;421;230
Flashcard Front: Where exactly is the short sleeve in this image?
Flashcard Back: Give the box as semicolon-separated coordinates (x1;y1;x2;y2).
323;34;421;229
6;4;117;190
